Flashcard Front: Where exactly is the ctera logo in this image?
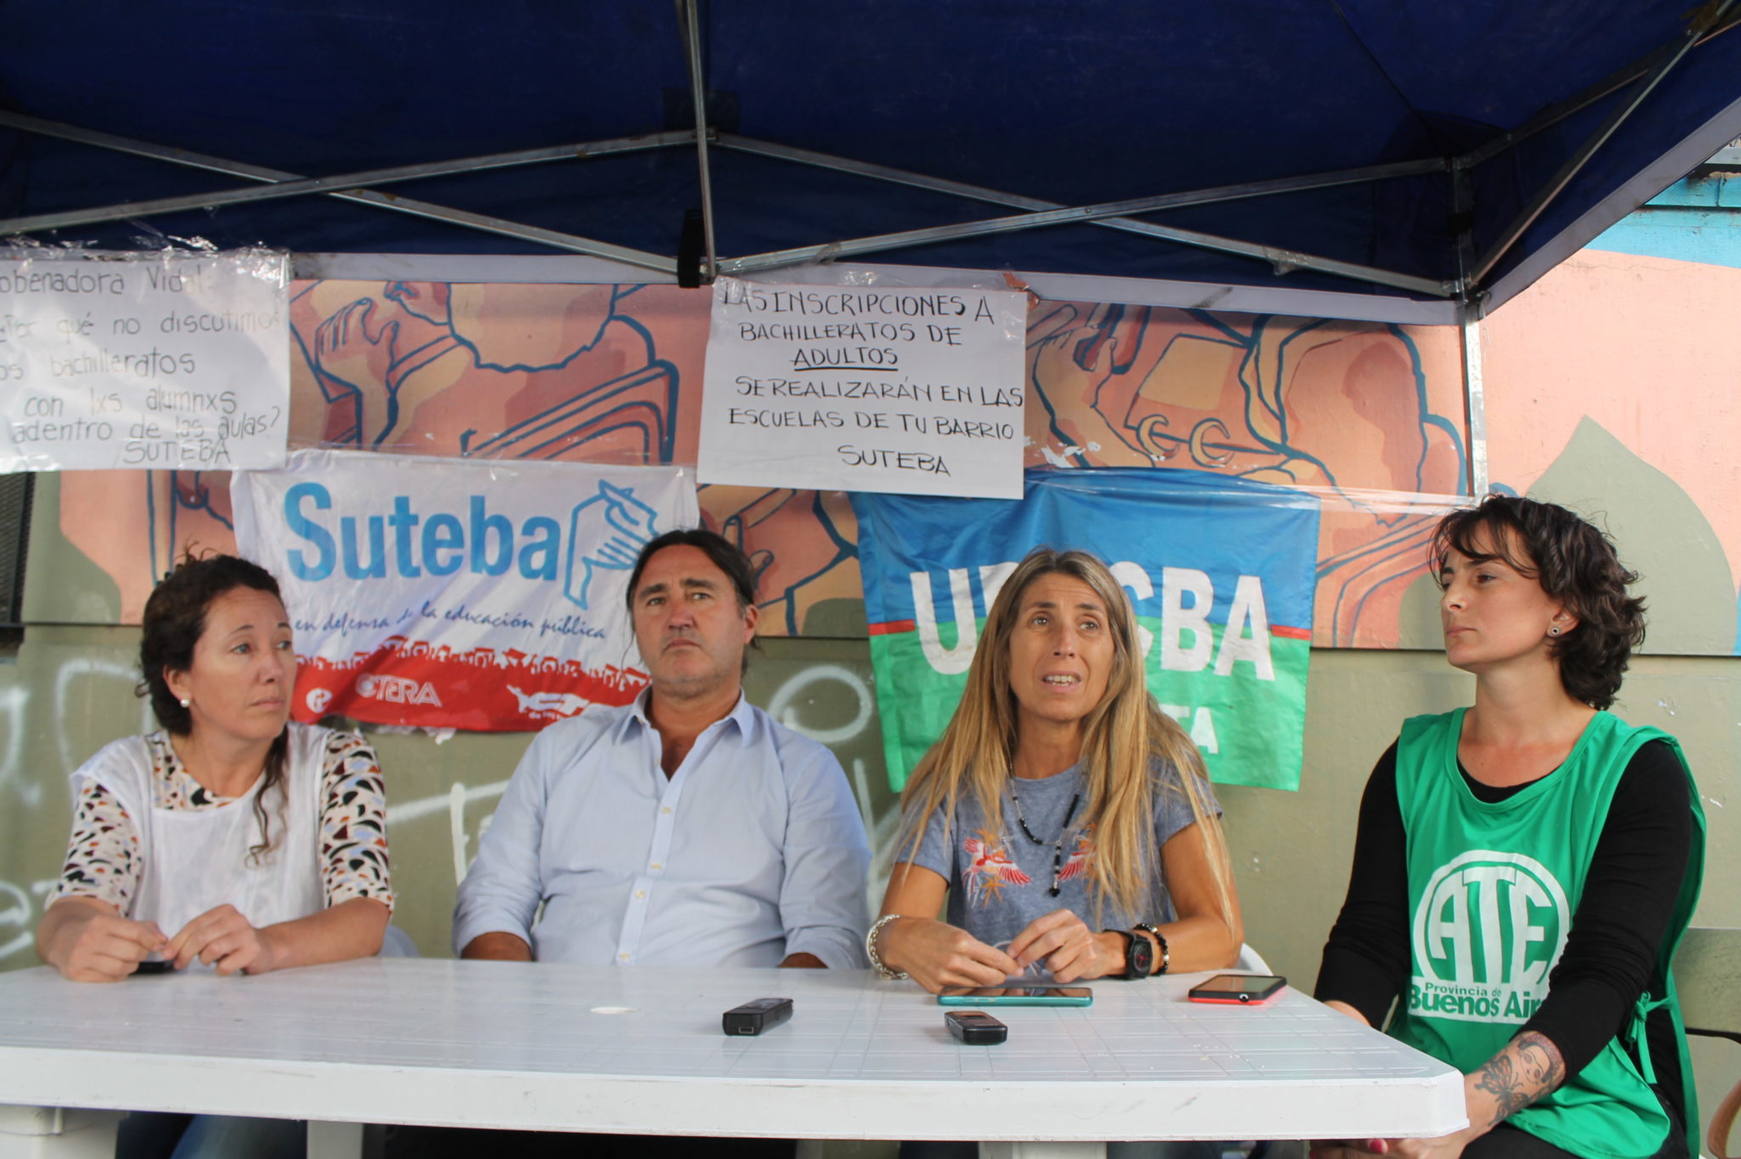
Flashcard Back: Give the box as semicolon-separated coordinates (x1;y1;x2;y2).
356;673;442;706
283;481;662;611
1408;850;1569;1024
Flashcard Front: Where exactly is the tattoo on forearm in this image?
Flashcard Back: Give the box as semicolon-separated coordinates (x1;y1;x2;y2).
1472;1032;1566;1124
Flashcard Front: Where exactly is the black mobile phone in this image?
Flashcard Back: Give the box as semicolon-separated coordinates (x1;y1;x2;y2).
1186;973;1287;1005
133;958;176;975
722;996;794;1036
944;1010;1007;1045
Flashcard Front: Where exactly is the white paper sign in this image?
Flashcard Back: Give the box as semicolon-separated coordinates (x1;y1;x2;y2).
698;278;1027;499
0;249;290;472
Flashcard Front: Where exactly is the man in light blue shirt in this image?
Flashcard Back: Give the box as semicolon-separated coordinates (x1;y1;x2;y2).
454;528;870;968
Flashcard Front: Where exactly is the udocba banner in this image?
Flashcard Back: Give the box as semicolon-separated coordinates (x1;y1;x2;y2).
232;449;699;731
852;468;1320;791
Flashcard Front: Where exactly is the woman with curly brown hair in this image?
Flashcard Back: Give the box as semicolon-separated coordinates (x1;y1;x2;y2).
1315;496;1704;1159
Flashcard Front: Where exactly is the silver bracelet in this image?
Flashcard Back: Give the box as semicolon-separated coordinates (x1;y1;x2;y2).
865;913;909;980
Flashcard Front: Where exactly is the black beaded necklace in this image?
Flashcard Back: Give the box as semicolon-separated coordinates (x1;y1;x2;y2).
1008;784;1081;898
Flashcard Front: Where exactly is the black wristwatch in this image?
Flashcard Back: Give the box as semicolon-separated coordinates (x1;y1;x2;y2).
1134;921;1169;975
1107;928;1154;979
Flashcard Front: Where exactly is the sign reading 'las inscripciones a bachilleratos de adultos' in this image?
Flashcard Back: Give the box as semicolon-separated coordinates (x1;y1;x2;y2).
0;249;289;473
698;278;1028;499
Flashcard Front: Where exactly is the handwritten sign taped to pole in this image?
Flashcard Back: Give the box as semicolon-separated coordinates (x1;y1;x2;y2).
697;278;1028;499
0;249;290;473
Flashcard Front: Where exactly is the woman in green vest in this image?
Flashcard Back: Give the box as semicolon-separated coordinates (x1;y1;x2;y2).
1314;495;1704;1159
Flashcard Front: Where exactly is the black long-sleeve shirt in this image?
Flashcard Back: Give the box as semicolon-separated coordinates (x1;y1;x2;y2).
1315;738;1693;1080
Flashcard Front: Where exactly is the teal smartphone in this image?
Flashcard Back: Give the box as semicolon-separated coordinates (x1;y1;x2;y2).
937;986;1093;1007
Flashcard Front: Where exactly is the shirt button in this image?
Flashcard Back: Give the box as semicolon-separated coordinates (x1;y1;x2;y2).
661;807;672;815
618;952;630;962
634;890;646;900
649;862;662;871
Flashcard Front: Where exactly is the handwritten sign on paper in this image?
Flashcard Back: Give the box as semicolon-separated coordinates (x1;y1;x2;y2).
697;279;1028;499
0;249;290;473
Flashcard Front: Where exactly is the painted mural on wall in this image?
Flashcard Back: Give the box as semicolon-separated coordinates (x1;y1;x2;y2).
54;280;1471;648
1480;248;1741;655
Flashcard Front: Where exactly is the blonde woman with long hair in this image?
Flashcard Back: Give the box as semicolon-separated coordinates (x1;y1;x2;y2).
867;547;1241;994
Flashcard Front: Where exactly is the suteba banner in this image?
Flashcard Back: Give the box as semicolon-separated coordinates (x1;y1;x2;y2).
232;448;699;731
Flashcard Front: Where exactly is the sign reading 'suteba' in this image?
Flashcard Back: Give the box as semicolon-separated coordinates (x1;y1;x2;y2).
232;449;698;731
698;278;1028;499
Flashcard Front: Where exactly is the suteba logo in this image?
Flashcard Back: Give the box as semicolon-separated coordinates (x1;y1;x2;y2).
286;484;558;582
280;480;662;611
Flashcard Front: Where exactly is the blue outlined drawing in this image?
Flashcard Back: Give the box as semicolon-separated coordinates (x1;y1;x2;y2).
564;481;660;610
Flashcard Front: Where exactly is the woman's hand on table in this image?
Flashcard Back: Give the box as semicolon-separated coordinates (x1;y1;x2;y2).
168;904;278;976
39;898;167;982
877;916;1019;994
1006;908;1123;982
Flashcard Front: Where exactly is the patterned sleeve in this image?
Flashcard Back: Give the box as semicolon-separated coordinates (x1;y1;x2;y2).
318;732;394;912
52;778;141;913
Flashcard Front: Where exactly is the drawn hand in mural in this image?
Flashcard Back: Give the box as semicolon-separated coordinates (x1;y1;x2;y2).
1027;301;1466;645
296;281;680;461
1028;301;1462;497
703;485;860;636
565;481;661;610
300;282;465;449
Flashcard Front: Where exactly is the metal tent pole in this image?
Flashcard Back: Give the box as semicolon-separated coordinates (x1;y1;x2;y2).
677;0;719;283
0;112;676;273
0;117;693;237
1470;0;1736;287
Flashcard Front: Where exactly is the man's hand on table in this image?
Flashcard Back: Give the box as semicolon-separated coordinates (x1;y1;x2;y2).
461;932;535;960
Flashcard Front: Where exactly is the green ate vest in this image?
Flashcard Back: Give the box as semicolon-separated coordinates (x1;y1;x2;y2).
1389;709;1705;1159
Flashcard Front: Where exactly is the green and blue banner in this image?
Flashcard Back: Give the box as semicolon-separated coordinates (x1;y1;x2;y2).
852;468;1320;791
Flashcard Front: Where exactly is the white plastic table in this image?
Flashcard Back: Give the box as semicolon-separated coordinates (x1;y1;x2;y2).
0;959;1466;1158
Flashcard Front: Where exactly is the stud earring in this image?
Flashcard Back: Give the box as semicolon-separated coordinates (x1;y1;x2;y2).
179;697;191;708
1548;627;1561;637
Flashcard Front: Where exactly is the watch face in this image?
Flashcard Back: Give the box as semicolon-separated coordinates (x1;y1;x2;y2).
1128;934;1154;977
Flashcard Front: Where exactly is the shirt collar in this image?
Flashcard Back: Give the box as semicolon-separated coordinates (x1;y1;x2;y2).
621;684;758;742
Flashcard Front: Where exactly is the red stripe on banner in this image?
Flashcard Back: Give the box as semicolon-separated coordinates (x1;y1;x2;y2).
867;619;916;636
1270;624;1312;640
290;641;649;732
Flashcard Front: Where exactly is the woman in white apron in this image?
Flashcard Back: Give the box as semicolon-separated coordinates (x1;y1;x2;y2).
35;554;393;1159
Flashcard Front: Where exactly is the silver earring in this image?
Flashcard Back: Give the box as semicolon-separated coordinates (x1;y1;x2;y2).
1548;627;1561;637
179;697;191;708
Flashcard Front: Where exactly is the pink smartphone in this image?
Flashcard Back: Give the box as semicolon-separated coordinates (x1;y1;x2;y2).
1186;974;1287;1005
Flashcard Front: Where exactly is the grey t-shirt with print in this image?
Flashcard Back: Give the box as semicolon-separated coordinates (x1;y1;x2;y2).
910;760;1219;953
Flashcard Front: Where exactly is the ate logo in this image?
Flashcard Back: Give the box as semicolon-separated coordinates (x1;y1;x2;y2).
1412;850;1569;989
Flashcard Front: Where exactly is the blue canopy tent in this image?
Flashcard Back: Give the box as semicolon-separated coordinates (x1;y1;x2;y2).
3;0;1741;327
